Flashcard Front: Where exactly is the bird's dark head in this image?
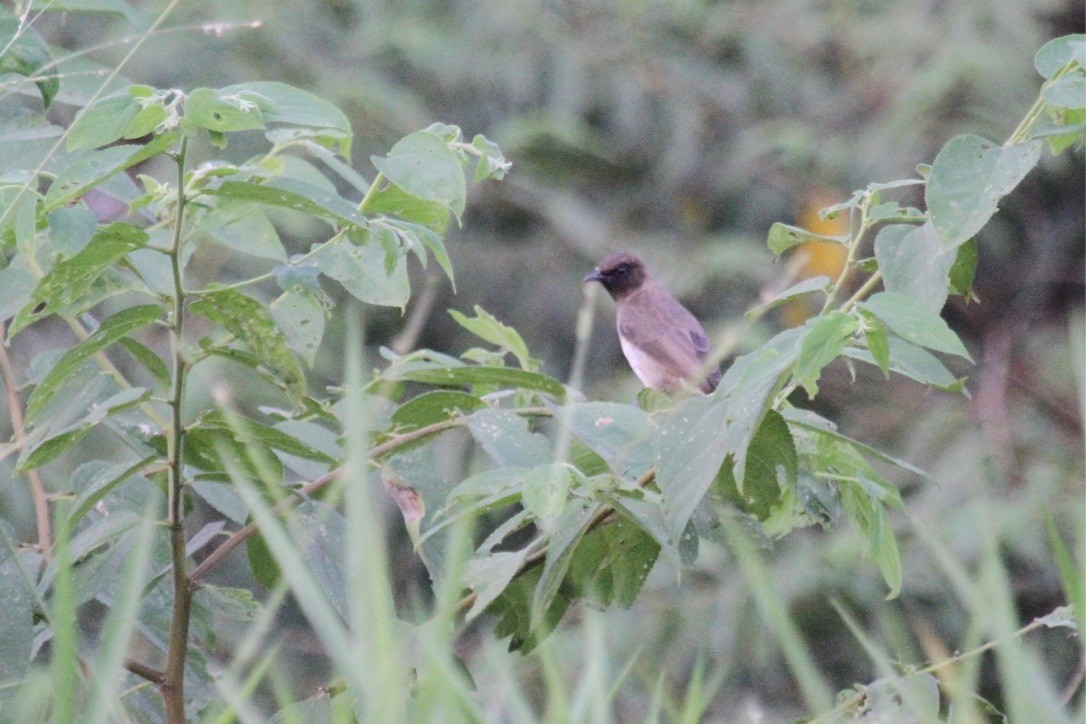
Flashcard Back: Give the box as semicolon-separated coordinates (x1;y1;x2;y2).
583;252;648;299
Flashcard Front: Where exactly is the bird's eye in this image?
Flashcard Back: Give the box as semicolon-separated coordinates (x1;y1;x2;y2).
616;265;628;275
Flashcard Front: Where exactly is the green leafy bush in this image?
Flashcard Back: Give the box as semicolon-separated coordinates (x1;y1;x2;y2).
0;5;1081;721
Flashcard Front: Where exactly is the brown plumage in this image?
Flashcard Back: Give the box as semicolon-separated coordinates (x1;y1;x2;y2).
584;252;721;394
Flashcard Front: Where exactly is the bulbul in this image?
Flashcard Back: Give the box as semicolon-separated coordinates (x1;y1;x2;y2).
584;252;721;394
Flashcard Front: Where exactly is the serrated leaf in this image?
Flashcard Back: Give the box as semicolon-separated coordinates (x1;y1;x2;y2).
531;501;599;627
489;565;569;653
566;516;660;608
26;304;162;423
766;222;848;255
371;130;467;220
190;289;307;400
657;327;803;540
713;410;796;521
9;222;149;337
927;134;1042;249
874;222;955;312
450;306;531;369
793;311;858;397
463;549;531;621
859;292;971;360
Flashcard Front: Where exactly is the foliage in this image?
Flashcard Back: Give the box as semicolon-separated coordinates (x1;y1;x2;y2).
0;3;1081;722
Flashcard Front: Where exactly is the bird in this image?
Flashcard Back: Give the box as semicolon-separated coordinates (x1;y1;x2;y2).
584;252;721;394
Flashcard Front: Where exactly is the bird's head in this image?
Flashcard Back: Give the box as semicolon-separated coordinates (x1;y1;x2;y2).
583;252;647;299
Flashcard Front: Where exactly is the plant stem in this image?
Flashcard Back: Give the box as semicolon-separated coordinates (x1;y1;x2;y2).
0;322;52;562
819;195;870;314
841;270;883;312
187;406;553;584
162;136;192;724
358;171;385;212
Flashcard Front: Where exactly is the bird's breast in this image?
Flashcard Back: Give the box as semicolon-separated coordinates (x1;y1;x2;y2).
619;335;681;392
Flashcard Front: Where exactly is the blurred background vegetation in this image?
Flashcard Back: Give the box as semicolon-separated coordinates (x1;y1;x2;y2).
5;0;1084;719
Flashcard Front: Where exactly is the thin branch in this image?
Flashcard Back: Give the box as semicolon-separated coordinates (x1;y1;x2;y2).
0;322;53;562
187;406;553;585
124;658;165;686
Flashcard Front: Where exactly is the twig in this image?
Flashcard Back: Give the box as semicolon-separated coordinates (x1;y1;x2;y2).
0;322;53;562
124;658;165;686
187;407;553;585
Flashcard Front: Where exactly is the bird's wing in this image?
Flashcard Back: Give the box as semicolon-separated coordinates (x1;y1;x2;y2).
618;290;710;383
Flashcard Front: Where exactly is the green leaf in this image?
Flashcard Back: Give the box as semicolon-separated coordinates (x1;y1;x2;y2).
862;316;892;379
390;365;567;399
1034;34;1086;80
657;327;803;540
47;204;99;257
844;337;964;393
783;407;928;479
26;304;162;423
371;130;467;220
874;222;955;312
745;276;830;317
463;549;531;621
566;516;660;608
947;238;979;297
188;428;284;484
116;337;170;390
766;222;848;255
194;410;336;464
190;289;307;400
184;87;266;133
489;565;569;653
389;390;486;431
1044;71;1086;110
379;218;456;288
0;19;60;108
0;254;36;324
859;291;971;360
66;94;140;151
471;134;511;182
65;458;154;529
520;463;572;520
198;200;286;262
0;536;35;688
205;178;370;228
549;401;656;482
465;408;551;468
713;410;796;522
531;501;599;626
9;222;149;337
270;289;326;366
312;232;410;308
840;481;902;598
363;181;450;232
449;306;531;369
44;131;178;212
793;311;858;397
19;386;150;471
219;81;353;158
926;134;1042;249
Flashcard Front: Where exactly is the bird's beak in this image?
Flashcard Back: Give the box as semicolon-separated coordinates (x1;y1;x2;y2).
583;270;603;283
